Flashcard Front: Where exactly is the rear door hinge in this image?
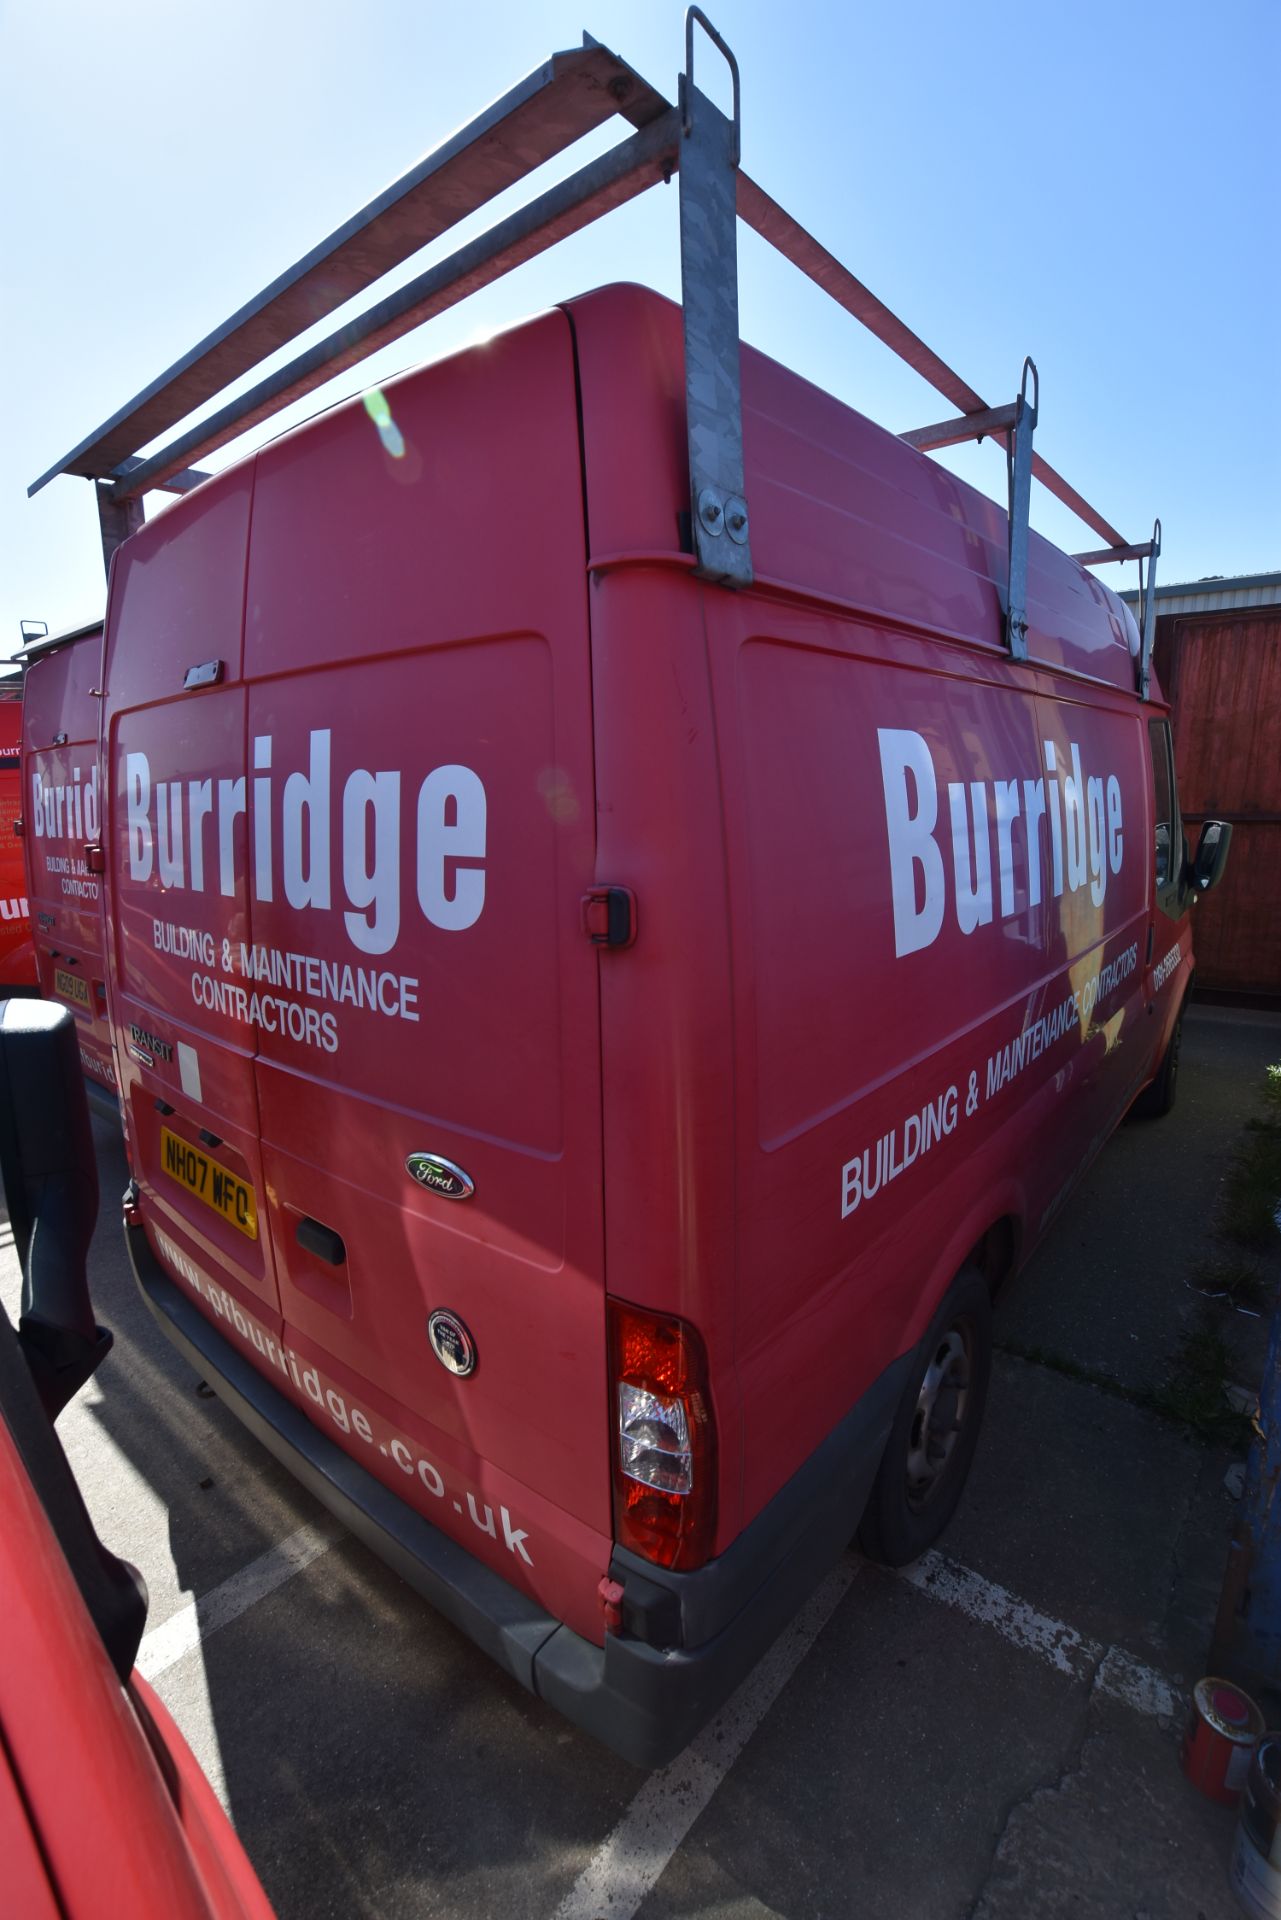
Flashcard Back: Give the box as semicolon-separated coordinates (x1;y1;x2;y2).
581;886;637;949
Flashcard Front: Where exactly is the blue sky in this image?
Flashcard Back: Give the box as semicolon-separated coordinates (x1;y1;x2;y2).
2;0;1276;648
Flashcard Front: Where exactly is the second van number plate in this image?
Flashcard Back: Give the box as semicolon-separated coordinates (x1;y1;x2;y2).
54;967;91;1010
160;1127;258;1240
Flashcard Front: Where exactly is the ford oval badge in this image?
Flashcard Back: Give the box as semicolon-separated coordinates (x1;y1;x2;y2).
406;1152;474;1201
428;1309;477;1379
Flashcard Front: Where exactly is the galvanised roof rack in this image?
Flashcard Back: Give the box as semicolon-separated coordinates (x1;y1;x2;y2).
30;9;1161;695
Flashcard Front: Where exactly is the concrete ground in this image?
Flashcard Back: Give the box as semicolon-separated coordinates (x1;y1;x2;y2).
4;1003;1280;1919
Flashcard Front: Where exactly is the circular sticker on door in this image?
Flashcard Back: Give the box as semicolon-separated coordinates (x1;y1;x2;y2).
427;1309;477;1379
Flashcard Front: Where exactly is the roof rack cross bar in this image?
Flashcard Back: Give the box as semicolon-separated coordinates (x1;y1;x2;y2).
1070;539;1160;567
900;402;1021;453
1004;357;1038;661
679;16;751;586
114;455;211;497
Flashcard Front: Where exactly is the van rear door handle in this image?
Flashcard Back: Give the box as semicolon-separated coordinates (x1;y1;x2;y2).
296;1216;346;1266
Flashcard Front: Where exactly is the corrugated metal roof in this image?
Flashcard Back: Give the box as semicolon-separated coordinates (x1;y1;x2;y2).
1119;570;1281;620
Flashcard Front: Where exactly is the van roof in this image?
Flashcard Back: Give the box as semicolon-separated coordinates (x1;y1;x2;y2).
186;281;1140;696
565;284;1142;694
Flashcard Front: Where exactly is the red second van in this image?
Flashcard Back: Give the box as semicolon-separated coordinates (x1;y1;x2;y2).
0;688;37;994
28;27;1230;1765
19;626;116;1096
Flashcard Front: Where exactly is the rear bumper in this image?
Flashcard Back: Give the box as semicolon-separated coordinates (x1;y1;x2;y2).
128;1221;903;1768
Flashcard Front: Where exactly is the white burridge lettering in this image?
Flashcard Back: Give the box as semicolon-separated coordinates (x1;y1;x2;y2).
416;764;487;933
126;754;153;880
117;739;488;944
878;727;945;959
342;768;400;955
282;729;331;911
879;729;1124;958
1107;775;1124;874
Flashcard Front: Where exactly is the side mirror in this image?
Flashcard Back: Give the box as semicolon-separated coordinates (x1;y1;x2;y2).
1190;819;1232;895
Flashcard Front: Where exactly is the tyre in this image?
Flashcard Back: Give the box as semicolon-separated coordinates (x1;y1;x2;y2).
1132;1008;1183;1119
858;1266;992;1567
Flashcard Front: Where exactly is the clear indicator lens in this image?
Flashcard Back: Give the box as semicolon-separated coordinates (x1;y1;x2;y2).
618;1382;692;1495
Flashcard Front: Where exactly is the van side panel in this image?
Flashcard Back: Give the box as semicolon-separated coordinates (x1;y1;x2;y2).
573;287;1164;1542
707;626;1155;1530
21;633;114;1089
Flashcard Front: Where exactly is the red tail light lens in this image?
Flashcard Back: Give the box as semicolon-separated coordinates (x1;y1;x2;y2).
608;1300;716;1571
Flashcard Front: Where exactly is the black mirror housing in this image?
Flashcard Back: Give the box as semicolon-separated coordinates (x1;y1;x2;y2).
1191;819;1232;895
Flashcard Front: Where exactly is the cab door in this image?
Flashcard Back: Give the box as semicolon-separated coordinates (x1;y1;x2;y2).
1143;714;1193;1054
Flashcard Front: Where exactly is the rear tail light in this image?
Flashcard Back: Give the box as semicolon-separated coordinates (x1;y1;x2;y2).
608;1300;716;1571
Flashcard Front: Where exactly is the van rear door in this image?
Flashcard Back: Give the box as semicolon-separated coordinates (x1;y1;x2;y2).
0;697;36;991
22;632;115;1090
104;469;284;1329
238;311;608;1632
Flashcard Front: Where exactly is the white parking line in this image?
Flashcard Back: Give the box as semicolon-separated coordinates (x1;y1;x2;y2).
554;1548;1182;1920
901;1550;1180;1719
136;1517;344;1681
132;1511;1182;1920
552;1560;860;1920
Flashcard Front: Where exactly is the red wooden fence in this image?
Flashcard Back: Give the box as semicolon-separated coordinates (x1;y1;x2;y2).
1155;609;1281;998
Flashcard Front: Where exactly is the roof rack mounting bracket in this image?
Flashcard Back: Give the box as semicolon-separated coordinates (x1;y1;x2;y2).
96;483;144;579
1137;517;1161;701
1004;357;1038;661
679;11;751;587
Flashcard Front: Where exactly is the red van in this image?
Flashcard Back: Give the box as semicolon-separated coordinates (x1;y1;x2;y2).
29;27;1230;1765
0;998;272;1920
0;688;37;994
18;625;117;1097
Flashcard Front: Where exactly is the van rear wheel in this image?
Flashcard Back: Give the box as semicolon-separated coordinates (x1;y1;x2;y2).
1132;1009;1183;1119
858;1267;991;1567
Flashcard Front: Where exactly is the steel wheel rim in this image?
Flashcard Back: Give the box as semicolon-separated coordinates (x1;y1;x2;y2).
905;1323;972;1511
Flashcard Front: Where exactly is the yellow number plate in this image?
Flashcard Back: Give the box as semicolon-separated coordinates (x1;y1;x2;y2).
54;967;91;1010
160;1127;258;1240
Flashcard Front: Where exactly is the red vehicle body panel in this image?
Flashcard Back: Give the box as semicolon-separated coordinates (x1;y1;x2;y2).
0;692;37;992
573;287;1189;1535
105;313;610;1641
0;1404;273;1919
100;284;1193;1756
21;627;117;1091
